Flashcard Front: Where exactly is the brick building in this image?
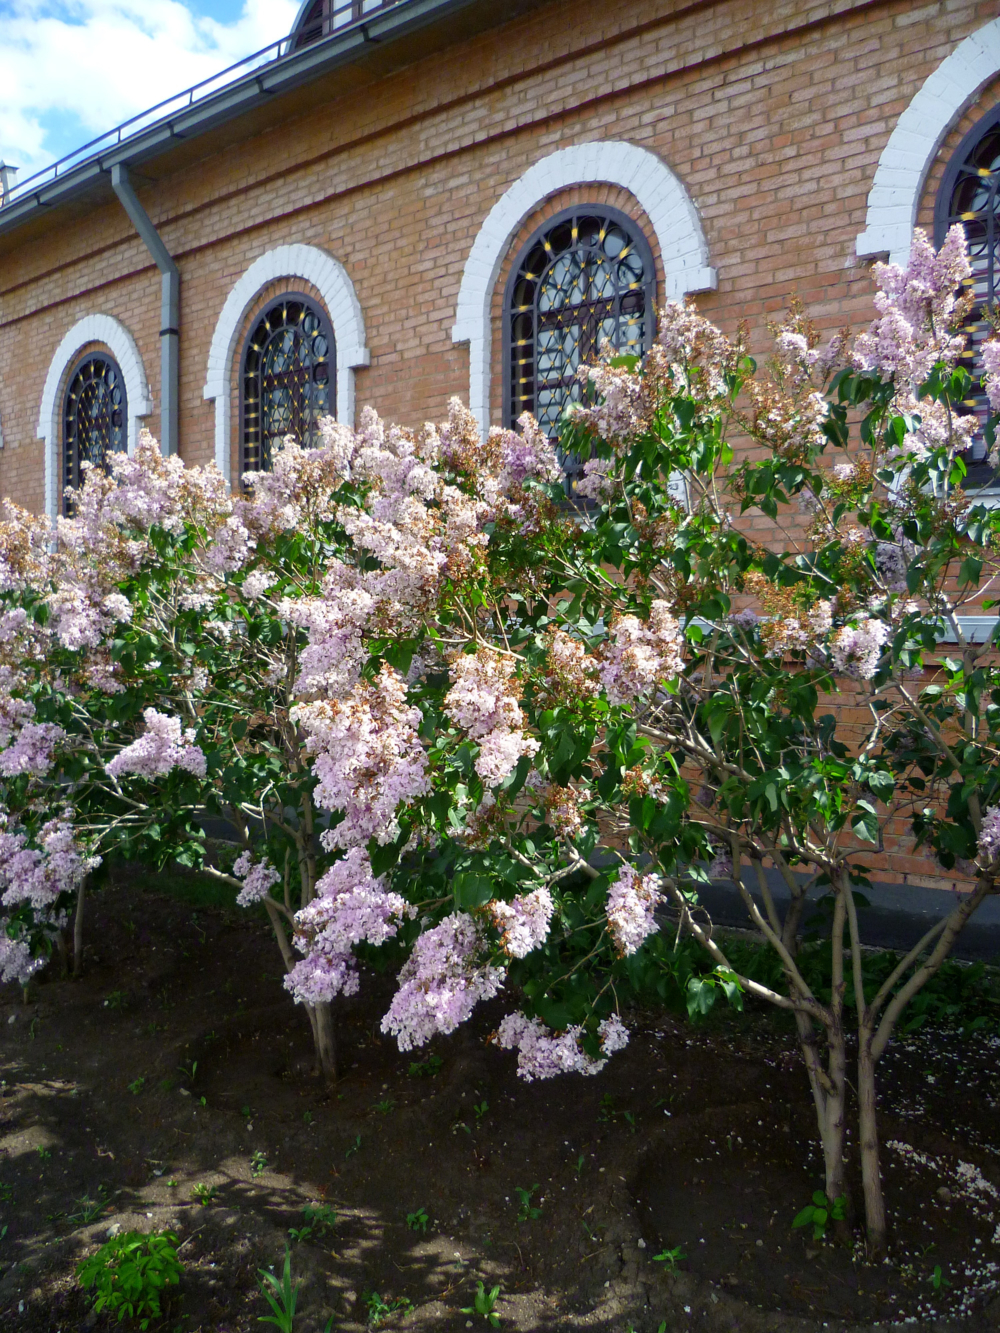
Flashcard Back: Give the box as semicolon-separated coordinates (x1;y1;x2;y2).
0;0;999;523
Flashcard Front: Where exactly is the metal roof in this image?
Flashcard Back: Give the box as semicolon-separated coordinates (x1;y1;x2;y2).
0;0;501;240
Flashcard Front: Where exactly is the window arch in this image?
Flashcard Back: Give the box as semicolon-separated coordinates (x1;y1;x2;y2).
503;205;655;435
203;244;369;483
240;293;335;474
62;353;128;508
935;102;1000;480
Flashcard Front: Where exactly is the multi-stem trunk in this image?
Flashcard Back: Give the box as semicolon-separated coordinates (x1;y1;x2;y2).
856;1020;886;1253
306;1001;337;1086
793;1006;848;1208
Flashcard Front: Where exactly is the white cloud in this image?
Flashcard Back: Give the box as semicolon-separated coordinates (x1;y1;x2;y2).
0;0;301;178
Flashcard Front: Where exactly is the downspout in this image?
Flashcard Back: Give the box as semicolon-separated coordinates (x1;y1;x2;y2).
110;164;179;455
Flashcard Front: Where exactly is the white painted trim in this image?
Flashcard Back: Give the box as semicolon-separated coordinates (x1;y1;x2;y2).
452;140;717;437
36;314;153;522
202;243;370;482
856;18;1000;265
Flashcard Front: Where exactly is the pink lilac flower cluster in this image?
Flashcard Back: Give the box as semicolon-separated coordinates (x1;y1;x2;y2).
0;935;42;986
574;456;617;501
606;862;663;956
775;329;846;382
105;709;207;780
493;1012;629;1081
830;616;888;681
982;339;1000;414
599;600;685;705
0;818;100;983
764;599;832;658
280;577;374;700
0;721;66;777
293;663;430;849
977;805;1000;862
572;360;647;442
545;785;585;839
232;851;281;907
854;227;970;383
444;647;539;785
381;911;505;1050
284;847;408;1005
488;887;554;958
648;300;733;398
852;227;977;460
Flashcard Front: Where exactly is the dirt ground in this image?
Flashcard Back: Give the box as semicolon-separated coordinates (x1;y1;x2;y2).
0;872;998;1333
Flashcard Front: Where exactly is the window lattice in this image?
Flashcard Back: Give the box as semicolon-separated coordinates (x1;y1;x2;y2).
241;294;335;475
62;354;127;513
291;0;401;49
936;104;1000;484
504;206;655;440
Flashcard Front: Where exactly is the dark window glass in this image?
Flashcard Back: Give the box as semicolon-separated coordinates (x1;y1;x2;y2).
62;354;127;514
240;294;335;475
503;205;655;453
936;104;1000;485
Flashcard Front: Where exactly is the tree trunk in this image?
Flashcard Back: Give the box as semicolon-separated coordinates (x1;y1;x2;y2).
307;1001;336;1086
857;1024;887;1254
793;1009;848;1209
72;876;86;977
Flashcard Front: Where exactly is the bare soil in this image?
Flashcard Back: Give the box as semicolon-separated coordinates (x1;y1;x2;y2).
0;872;998;1333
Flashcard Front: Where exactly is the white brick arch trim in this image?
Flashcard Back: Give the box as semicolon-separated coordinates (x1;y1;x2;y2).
857;18;1000;266
37;313;153;522
203;243;370;481
452;140;717;437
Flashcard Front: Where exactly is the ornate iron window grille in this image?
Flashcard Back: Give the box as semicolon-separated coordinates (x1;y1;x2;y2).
935;102;1000;487
240;293;335;476
62;353;128;515
502;204;655;488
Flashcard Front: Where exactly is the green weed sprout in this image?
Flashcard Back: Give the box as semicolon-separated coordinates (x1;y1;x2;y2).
792;1190;846;1241
406;1207;429;1233
514;1184;541;1222
258;1245;299;1331
652;1245;685;1270
461;1280;502;1326
76;1229;182;1331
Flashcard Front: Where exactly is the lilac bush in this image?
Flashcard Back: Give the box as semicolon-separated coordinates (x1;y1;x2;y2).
0;224;997;1255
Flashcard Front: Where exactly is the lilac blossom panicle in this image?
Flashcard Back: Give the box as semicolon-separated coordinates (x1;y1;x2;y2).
0;818;100;984
292;664;430;850
599;600;685;706
284;848;408;1006
0;719;66;777
488;887;554;958
494;1013;629;1081
830;616;888;681
380;912;505;1051
444;647;539;785
570;359;647;442
105;708;207;780
977;805;1000;862
232;851;281;908
606;862;664;956
982;339;1000;416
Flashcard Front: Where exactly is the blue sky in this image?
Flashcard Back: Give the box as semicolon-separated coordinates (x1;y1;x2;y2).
0;0;300;182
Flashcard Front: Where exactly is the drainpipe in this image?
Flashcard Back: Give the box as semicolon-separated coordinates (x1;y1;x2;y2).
110;164;179;455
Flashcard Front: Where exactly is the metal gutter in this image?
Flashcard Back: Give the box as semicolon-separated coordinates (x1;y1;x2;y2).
0;0;483;239
110;165;179;456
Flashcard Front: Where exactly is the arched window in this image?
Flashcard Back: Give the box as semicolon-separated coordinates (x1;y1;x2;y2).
240;294;335;474
62;353;128;512
936;103;1000;482
503;205;656;437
